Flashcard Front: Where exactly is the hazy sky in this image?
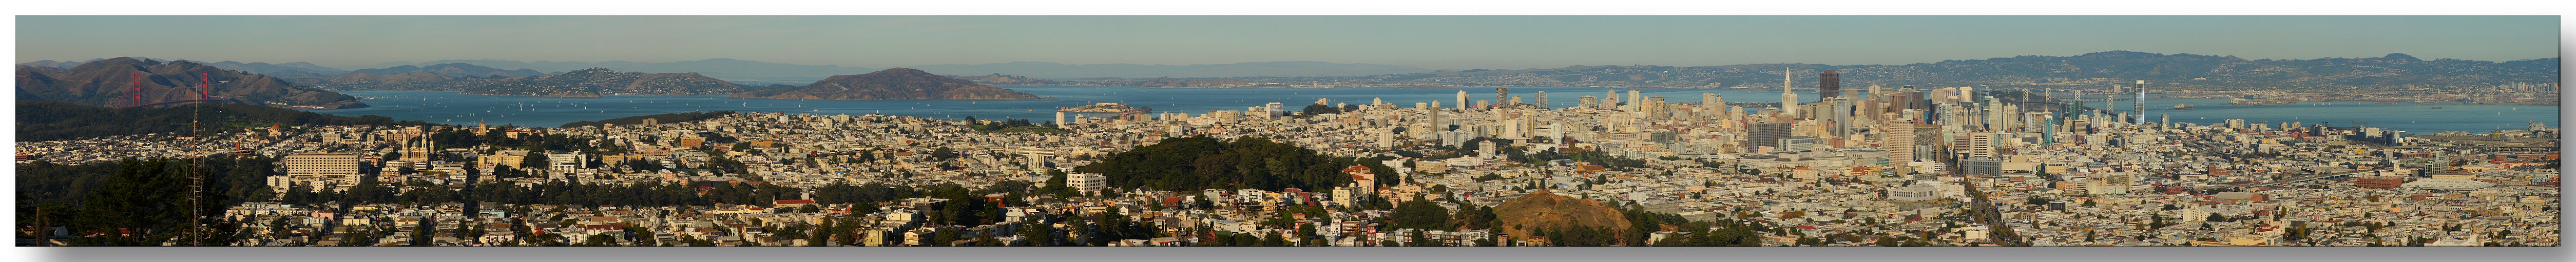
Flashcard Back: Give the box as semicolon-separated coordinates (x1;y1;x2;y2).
15;16;2560;70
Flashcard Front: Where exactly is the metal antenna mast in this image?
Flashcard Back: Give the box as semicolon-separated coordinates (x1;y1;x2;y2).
189;72;209;246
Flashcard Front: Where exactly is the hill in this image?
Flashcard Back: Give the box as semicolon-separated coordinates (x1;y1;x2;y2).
15;57;368;109
907;61;1435;78
1088;77;1254;88
730;68;1044;100
348;63;544;78
1073;136;1384;193
376;58;874;78
1491;189;1633;246
949;73;1061;86
317;68;747;97
202;61;347;84
16;100;436;142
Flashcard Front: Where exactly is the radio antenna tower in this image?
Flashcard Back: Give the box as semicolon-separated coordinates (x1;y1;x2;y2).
189;72;209;246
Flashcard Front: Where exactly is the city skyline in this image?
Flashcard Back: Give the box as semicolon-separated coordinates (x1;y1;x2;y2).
15;16;2561;70
10;13;2562;251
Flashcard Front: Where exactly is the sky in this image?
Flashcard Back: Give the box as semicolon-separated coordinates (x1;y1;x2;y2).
14;16;2561;70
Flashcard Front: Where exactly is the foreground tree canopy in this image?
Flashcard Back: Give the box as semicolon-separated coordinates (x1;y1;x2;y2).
1076;136;1386;193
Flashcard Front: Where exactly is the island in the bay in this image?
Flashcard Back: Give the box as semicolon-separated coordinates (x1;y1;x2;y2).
729;68;1047;100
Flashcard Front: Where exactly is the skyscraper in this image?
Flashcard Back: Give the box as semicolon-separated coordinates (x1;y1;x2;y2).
1264;102;1285;119
1880;119;1915;163
2132;80;2147;125
1495;87;1509;108
1535;91;1549;109
1831;97;1855;138
1579;95;1599;109
1779;68;1800;118
1456;90;1470;110
1627;90;1643;110
1818;70;1842;101
1748;122;1794;152
1604;91;1622;110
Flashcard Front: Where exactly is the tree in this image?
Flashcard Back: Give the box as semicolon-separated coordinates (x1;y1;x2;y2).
1299;104;1342;116
1387;196;1451;231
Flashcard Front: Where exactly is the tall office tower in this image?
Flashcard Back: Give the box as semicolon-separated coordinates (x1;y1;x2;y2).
1647;96;1668;120
2032;111;2058;145
1887;89;1921;119
1535;91;1549;109
1702;92;1720;109
1265;102;1286;119
1988;103;2009;130
1496;87;1509;107
1623;90;1641;109
1830;97;1856;138
1698;93;1719;120
1430;110;1453;132
1748;122;1794;151
1880;119;1915;163
1456;90;1471;110
1818;70;1843;101
1579;95;1600;109
1953;87;1976;104
1055;111;1067;127
2132;80;2146;125
1605;90;1619;108
1962;132;1998;158
1377;129;1398;148
1779;68;1800;118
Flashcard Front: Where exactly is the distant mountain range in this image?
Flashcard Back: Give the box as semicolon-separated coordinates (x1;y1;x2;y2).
732;68;1044;100
15;57;367;109
368;58;873;79
948;73;1062;86
316;68;745;97
349;63;544;78
905;61;1436;78
354;59;1436;79
1245;51;2560;90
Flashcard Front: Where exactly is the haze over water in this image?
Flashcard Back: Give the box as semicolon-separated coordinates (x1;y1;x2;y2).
305;86;2555;134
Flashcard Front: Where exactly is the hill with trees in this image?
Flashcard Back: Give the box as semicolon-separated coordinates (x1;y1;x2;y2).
320;68;747;97
1074;136;1385;193
16;57;369;109
1491;189;1632;246
731;68;1044;100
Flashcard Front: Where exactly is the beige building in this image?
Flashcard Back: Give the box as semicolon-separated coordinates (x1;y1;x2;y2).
283;153;363;187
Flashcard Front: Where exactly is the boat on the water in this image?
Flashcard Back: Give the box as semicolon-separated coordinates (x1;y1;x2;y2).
2172;104;2195;110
